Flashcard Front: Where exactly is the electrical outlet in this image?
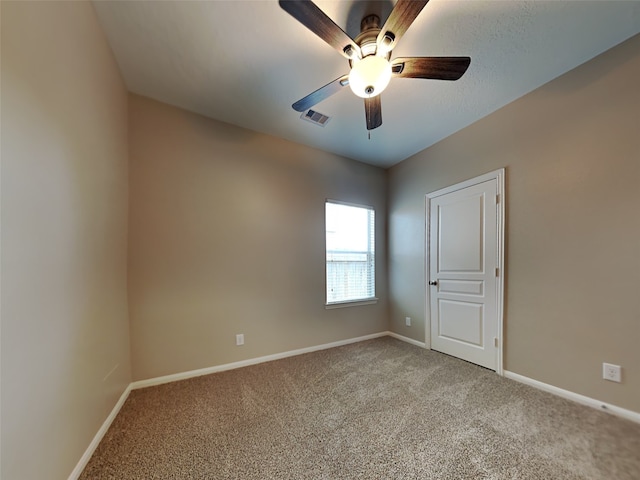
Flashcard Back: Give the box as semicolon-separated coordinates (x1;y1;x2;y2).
602;363;621;383
236;334;244;346
405;317;411;327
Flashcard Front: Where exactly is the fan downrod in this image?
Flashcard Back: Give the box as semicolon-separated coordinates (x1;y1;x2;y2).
353;14;385;60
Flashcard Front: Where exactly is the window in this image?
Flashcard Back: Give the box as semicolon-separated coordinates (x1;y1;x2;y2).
325;201;376;306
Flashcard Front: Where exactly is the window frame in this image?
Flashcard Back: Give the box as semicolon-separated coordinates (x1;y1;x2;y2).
325;199;377;309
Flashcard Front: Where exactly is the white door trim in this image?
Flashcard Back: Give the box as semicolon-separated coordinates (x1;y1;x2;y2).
425;168;505;375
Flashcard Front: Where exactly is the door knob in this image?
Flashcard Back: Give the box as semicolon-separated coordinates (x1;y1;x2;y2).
429;280;438;286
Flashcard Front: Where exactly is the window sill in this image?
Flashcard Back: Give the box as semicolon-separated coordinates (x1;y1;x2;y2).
325;298;378;309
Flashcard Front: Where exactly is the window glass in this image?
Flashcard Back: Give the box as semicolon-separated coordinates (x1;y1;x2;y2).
325;201;375;304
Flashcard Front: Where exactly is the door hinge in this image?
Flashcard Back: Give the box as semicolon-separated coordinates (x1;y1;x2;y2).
495;267;499;277
494;337;499;348
495;194;500;204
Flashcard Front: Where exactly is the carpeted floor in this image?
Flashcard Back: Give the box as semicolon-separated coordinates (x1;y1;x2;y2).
80;337;640;479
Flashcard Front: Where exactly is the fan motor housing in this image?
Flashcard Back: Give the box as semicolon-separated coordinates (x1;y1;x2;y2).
350;14;391;64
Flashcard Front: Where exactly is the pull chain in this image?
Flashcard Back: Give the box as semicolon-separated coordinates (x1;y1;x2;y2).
367;95;371;140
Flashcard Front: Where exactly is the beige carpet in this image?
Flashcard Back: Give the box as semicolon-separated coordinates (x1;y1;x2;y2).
80;337;640;479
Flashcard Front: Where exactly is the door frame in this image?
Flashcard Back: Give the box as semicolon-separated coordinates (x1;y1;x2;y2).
425;168;505;375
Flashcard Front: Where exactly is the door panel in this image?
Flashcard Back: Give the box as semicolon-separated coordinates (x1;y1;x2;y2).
438;196;483;272
438;279;483;296
429;179;498;370
438;300;483;346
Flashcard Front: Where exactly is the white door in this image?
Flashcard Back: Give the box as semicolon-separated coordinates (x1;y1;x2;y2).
428;175;502;370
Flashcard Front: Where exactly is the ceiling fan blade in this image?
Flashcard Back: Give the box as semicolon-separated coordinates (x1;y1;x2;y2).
292;74;349;112
279;1;361;60
364;96;382;131
391;57;471;80
377;0;429;49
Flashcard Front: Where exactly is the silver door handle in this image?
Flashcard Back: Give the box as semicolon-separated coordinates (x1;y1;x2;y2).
429;281;438;286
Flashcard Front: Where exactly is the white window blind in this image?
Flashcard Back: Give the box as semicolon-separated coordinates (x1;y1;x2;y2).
325;201;375;305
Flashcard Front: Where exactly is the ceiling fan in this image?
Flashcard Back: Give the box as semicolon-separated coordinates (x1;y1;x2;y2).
279;0;471;131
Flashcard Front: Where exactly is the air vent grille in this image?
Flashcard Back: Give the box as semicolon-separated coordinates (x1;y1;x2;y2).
301;109;331;127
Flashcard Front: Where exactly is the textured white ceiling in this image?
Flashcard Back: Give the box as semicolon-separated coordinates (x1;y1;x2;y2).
92;1;640;168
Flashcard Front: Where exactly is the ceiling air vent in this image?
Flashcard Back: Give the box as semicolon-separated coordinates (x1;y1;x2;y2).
301;109;331;127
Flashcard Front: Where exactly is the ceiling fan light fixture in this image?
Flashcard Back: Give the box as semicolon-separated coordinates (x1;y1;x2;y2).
343;45;359;60
377;32;395;56
348;55;391;98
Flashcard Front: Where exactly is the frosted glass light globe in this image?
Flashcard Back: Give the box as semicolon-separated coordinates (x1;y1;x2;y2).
348;56;392;98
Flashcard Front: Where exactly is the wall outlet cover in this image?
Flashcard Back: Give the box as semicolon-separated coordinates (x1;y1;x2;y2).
602;363;621;383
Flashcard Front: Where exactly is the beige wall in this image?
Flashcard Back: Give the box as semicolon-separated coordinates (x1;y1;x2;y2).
388;34;640;412
2;3;636;478
128;95;388;381
1;2;131;479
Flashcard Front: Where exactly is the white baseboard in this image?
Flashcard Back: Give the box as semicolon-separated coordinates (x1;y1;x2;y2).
131;331;389;390
387;331;427;349
68;384;132;480
504;370;640;424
